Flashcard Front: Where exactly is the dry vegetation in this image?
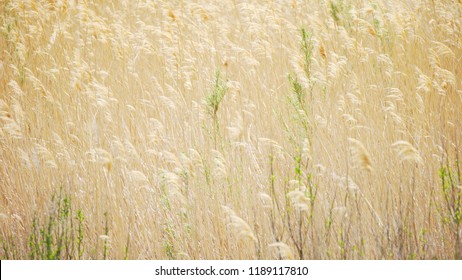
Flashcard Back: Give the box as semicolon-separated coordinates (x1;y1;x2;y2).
1;0;462;260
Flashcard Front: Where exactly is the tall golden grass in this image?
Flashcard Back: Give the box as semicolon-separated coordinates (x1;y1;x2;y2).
1;0;461;259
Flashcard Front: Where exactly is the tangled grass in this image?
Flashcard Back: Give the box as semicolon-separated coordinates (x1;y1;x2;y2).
1;0;461;259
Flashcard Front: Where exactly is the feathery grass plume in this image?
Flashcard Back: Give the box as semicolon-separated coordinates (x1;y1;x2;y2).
333;206;347;220
227;113;243;142
287;187;310;212
353;18;376;36
99;234;110;260
327;53;347;79
222;206;257;243
159;95;177;111
110;137;127;163
52;132;72;164
341;113;357;126
348;138;372;171
0;213;7;220
331;172;359;192
301;138;311;164
392;141;423;164
187;148;203;166
431;41;455;61
33;143;57;169
211;150;228;181
414;92;425;114
160;170;181;189
176;252;191;260
337;94;346;113
160;169;187;207
179;152;194;176
124;139;140;160
346;91;361;105
257;137;286;161
414;70;432;112
428;49;441;69
383;88;406;125
8;80;25;97
386;88;404;102
161;151;182;170
99;235;110;242
377;54;393;78
88;148;113;171
1;115;23;139
269;242;294;260
127;170;150;188
148;119;165;146
257;192;272;209
0;99;23;139
17;148;32;169
416;67;432;94
434;66;456;90
314;114;328;128
289;57;310;90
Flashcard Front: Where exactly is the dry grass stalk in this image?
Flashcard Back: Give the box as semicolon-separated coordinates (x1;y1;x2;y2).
348;137;373;172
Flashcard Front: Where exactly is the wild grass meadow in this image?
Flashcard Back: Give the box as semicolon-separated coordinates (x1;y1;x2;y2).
1;0;461;259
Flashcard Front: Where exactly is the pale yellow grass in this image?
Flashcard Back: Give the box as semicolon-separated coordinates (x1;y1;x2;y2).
0;0;461;259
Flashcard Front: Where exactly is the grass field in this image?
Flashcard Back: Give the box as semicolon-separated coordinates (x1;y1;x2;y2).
1;0;461;259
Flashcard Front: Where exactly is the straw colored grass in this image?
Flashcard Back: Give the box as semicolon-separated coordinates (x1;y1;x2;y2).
1;0;461;259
